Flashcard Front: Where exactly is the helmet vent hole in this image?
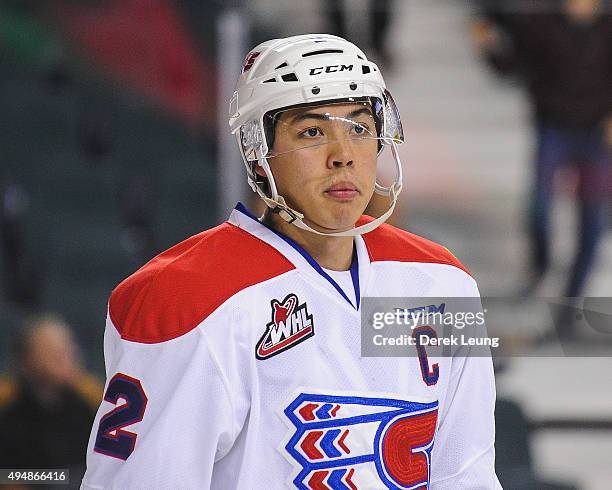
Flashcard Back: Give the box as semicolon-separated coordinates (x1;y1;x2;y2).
357;55;364;60
263;78;277;83
275;61;288;69
302;49;343;57
281;73;299;82
361;65;371;74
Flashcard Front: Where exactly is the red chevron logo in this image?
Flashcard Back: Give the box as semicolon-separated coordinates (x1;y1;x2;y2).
345;468;357;490
338;429;350;454
308;471;330;490
300;431;323;460
299;403;318;421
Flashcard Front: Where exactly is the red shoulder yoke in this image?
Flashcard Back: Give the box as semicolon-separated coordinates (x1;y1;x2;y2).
109;223;294;343
358;216;472;277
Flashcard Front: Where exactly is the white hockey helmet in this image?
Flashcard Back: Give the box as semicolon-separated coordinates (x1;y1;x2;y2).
228;34;404;236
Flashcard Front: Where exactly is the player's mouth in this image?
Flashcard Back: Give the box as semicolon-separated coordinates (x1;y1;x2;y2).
324;181;359;200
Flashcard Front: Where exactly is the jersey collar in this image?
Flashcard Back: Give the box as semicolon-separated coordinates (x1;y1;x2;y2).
229;202;370;310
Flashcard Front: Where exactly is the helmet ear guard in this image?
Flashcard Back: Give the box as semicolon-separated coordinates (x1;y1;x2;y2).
229;34;404;236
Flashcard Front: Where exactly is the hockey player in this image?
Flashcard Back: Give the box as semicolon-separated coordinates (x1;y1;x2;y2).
82;34;501;489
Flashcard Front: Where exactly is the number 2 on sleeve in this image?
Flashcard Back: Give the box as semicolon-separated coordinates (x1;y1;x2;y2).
94;373;148;460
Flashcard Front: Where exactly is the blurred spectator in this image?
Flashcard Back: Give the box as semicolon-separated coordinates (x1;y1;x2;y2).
495;398;580;489
1;182;42;308
0;314;102;487
119;174;157;262
473;0;611;304
77;104;113;162
325;0;395;68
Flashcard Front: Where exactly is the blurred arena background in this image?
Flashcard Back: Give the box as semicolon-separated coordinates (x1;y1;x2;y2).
0;1;610;488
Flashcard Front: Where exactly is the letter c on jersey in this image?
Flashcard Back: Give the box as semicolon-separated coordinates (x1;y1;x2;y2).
94;373;148;460
412;326;440;386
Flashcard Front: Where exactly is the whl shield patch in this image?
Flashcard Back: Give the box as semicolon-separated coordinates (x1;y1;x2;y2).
256;294;314;360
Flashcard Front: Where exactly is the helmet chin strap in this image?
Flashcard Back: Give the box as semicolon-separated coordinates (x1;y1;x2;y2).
253;143;403;237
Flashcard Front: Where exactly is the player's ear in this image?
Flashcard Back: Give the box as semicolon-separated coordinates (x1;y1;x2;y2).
254;163;266;177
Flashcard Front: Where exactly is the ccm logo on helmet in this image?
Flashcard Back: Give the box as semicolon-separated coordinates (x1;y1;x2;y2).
309;64;354;76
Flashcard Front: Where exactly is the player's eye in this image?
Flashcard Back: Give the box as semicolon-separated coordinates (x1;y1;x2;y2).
299;127;323;138
352;123;370;135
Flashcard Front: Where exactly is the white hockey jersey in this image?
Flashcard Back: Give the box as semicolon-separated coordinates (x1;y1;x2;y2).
82;203;501;490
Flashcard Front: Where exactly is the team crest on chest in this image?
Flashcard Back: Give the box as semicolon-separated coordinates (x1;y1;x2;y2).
256;294;314;360
280;391;439;489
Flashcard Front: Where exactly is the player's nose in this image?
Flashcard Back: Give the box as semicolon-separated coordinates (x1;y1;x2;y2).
326;138;354;168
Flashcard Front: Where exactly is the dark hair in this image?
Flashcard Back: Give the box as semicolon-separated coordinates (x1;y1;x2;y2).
251;161;271;195
263;110;283;152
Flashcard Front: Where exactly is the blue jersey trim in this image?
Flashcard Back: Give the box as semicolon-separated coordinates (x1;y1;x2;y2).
235;202;360;309
349;249;360;309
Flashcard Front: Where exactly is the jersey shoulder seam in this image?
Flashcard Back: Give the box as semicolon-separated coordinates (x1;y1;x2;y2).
359;218;472;277
109;222;295;343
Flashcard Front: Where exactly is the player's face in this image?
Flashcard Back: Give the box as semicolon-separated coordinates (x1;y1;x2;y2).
263;102;378;232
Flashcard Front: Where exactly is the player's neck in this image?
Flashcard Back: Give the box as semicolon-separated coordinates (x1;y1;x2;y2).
262;211;354;271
